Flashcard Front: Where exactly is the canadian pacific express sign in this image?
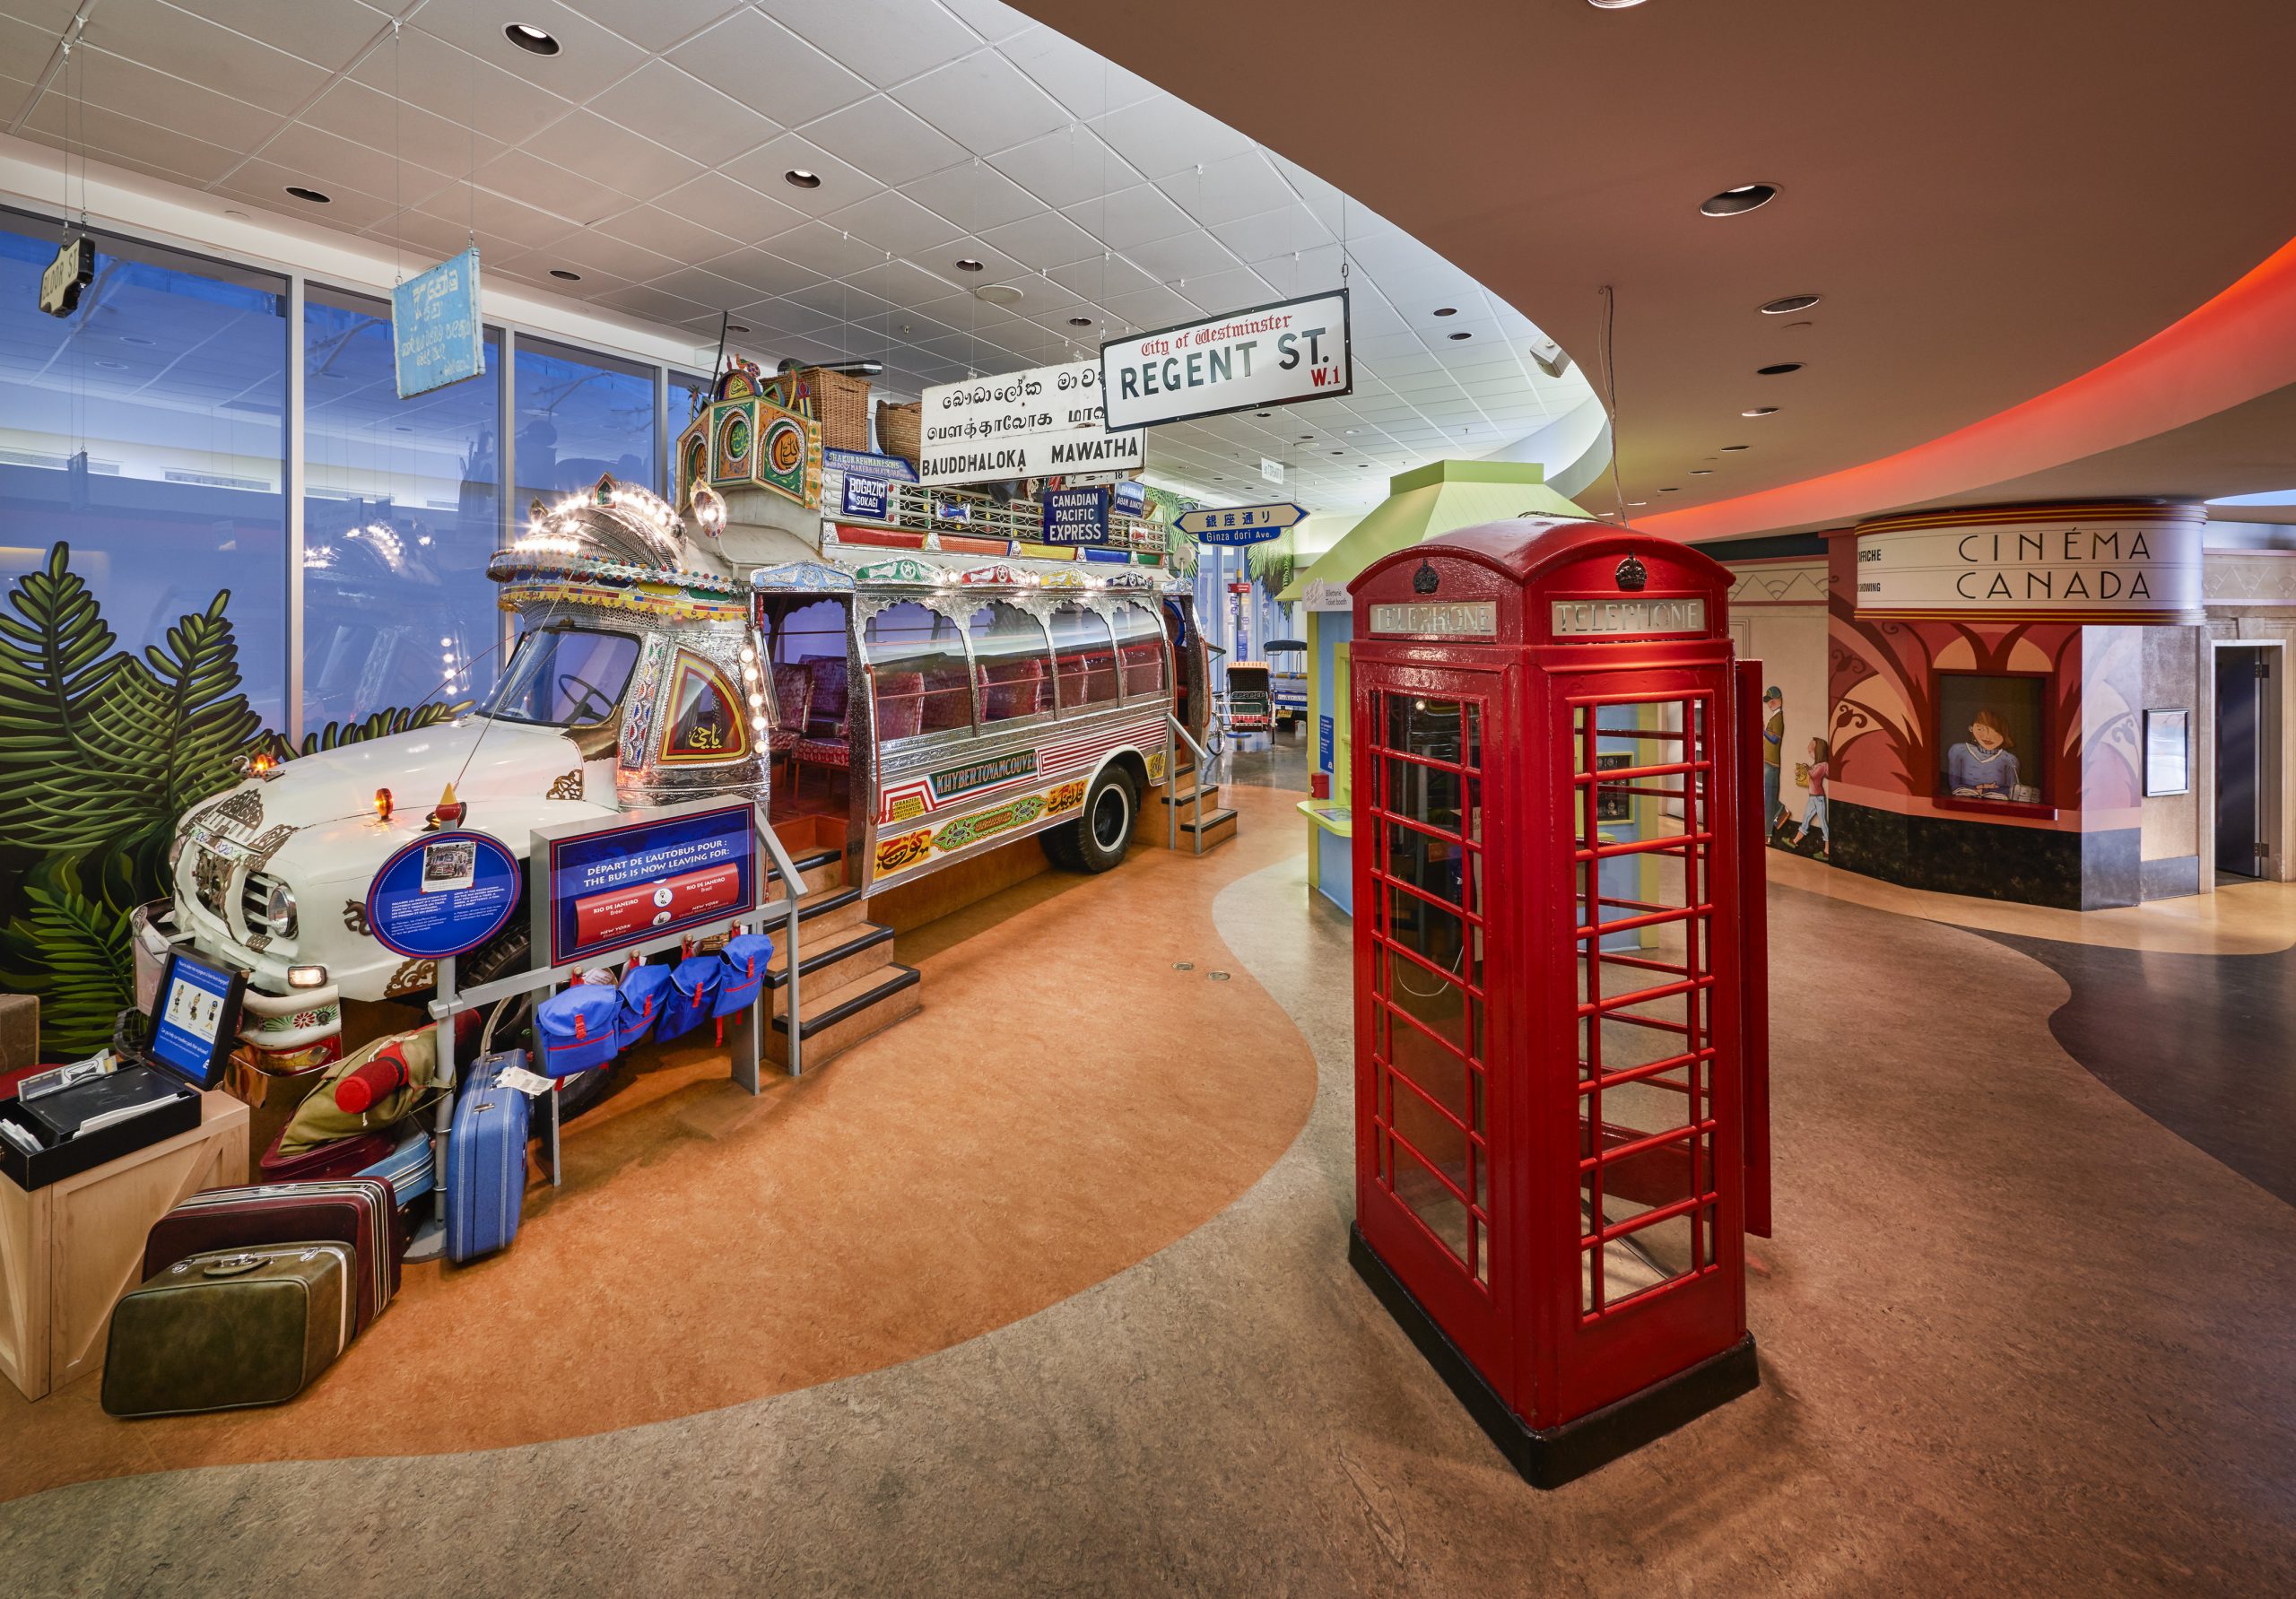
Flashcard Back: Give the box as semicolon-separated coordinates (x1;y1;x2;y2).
1850;504;2204;623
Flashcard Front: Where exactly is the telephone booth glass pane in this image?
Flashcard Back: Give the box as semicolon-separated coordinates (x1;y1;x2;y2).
1570;695;1722;1317
1367;689;1490;1285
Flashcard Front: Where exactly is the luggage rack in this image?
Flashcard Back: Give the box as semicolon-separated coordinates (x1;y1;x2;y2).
403;803;810;1263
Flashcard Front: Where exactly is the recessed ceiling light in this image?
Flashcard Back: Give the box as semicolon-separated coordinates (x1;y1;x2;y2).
1756;362;1803;375
118;335;154;346
1588;0;1649;8
1432;307;1457;317
505;22;560;55
222;209;248;221
1700;182;1778;217
975;283;1022;306
1760;293;1821;315
785;169;821;189
1255;412;1272;418
93;359;126;369
285;186;330;204
1657;486;1682;492
1448;331;1471;341
1627;500;1648;506
726;323;751;334
1720;444;1749;451
1742;406;1779;416
1331;449;1344;456
1691;469;1713;475
1068;316;1092;326
394;425;414;433
955;256;985;272
549;268;580;281
1298;435;1314;441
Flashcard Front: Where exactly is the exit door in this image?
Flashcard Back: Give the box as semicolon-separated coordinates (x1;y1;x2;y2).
2217;647;2265;878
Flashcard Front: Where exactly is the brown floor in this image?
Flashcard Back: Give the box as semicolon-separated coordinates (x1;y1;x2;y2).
5;792;2296;1594
0;786;1318;1504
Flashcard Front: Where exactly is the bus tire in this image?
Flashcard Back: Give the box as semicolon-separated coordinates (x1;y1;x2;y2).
1072;765;1138;873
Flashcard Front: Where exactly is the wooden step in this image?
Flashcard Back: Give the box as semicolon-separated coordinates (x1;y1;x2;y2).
793;882;871;938
1160;783;1222;812
765;922;897;1015
1172;806;1239;852
768;963;922;1068
765;847;844;898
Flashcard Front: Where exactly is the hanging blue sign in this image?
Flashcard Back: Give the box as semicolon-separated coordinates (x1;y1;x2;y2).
365;830;521;960
1177;500;1305;543
840;474;890;520
391;248;485;399
825;448;918;483
1041;484;1112;546
1111;479;1148;517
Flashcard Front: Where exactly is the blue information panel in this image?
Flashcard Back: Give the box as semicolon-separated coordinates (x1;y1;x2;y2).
365;830;523;960
392;248;486;399
150;952;242;1090
1319;714;1335;771
541;803;759;969
1041;484;1111;545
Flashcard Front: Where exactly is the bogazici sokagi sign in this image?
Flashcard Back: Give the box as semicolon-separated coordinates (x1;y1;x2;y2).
1100;289;1352;430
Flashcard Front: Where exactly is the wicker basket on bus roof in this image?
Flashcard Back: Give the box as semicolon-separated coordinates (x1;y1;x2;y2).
770;366;873;453
875;399;921;466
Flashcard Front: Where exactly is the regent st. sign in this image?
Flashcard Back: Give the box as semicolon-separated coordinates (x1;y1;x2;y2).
1852;508;2205;622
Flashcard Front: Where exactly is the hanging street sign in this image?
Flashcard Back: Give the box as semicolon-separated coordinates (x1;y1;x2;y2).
1100;288;1352;430
918;359;1144;487
38;234;94;318
1176;500;1306;544
391;248;485;398
824;447;918;483
1039;484;1112;545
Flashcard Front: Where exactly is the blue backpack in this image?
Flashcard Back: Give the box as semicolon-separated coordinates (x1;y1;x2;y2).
657;953;723;1043
713;933;775;1019
535;983;622;1077
615;962;674;1049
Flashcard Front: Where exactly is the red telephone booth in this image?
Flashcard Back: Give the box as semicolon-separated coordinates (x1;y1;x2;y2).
1347;517;1770;1487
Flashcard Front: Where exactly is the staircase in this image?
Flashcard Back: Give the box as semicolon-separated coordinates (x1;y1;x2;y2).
761;846;921;1071
1160;746;1238;855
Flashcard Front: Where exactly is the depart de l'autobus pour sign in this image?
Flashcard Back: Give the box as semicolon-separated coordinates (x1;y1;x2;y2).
1100;289;1351;430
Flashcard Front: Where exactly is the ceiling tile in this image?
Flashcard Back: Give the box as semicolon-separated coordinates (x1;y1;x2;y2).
802;96;968;188
83;0;333;108
492;251;632;299
1001;25;1158;120
585;60;780;168
347;24;570;144
893;49;1068;157
1208;204;1335;267
1093;96;1254;183
647;265;761;314
987;126;1138;212
1046;252;1155;302
657;171;810;243
524;109;707;198
175;0;386;72
1156;151;1295;229
899;161;1039;231
220;163;399;230
855;258;969;309
448;187;584;250
457;146;623;223
720;133;876;218
782;281;897;323
591;282;714;324
543;230;683;284
256;122;457;207
412;0;649;102
668;9;871;127
1100;284;1199;331
592;203;745;264
1057;182;1193;252
767;218;891;279
1178;267;1275;315
367;206;523;265
698;245;816;299
978;208;1100;272
1122;230;1238;285
301;80;509;180
556;0;744;53
937;0;1033;42
65;45;285;152
757;0;985;90
823;189;961;257
14;99;245;186
0;0;85;29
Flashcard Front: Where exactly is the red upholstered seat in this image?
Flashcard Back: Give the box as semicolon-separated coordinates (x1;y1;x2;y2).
770;664;812;753
793;736;850;769
874;670;926;741
803;656;849;738
980;655;1049;720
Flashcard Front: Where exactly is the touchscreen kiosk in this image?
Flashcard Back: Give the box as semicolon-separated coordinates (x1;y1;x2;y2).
146;949;245;1091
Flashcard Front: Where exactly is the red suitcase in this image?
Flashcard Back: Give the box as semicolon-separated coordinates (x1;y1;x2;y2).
257;1124;398;1185
143;1178;402;1334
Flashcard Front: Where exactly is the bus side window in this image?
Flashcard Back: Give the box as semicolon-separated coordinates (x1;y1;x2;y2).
1050;604;1118;710
969;603;1054;723
1114;604;1165;698
863;600;973;740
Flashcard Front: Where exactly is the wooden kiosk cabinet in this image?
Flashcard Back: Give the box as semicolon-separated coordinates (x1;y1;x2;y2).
1346;518;1770;1487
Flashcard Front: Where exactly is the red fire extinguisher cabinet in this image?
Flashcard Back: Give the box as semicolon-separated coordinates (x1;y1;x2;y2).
1346;518;1770;1487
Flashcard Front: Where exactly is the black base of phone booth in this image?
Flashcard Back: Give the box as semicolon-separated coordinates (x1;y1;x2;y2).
1350;1226;1761;1489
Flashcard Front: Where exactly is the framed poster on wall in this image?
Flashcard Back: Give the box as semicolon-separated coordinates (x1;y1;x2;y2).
1935;672;2048;805
2143;708;2190;796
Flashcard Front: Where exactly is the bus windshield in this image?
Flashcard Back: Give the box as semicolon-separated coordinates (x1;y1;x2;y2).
481;626;642;727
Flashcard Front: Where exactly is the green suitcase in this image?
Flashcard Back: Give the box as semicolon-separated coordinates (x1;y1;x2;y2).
101;1242;353;1419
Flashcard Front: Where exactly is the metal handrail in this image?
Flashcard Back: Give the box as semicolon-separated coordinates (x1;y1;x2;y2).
1165;712;1214;856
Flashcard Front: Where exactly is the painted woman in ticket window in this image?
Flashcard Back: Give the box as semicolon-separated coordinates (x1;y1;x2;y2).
1947;708;2022;799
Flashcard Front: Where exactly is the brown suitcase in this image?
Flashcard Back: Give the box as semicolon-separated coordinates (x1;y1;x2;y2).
143;1178;400;1334
101;1242;353;1418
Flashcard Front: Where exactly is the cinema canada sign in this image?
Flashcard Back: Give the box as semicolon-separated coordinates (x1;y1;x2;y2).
1850;504;2205;623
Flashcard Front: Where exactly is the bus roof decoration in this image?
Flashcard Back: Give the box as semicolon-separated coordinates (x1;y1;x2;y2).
674;378;823;517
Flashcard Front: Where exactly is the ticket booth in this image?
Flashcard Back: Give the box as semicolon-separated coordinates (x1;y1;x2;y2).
1346;517;1770;1487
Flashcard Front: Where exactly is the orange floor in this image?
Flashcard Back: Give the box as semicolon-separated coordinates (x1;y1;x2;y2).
2;787;1317;1503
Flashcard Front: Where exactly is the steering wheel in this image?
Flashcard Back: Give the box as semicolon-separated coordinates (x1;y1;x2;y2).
556;671;616;723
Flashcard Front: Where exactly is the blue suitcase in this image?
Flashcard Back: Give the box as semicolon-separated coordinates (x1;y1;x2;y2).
355;1126;435;1207
447;1051;531;1264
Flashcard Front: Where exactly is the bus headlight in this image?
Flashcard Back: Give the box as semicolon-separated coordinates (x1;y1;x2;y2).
262;880;299;938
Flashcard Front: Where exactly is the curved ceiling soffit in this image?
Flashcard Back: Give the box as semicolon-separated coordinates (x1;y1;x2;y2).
1634;231;2296;539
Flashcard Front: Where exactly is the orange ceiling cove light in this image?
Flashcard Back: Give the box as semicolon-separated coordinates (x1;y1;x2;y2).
1642;229;2296;542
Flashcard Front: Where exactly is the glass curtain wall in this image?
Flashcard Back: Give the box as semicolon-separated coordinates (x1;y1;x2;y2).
302;285;502;729
514;336;658;504
0;211;289;725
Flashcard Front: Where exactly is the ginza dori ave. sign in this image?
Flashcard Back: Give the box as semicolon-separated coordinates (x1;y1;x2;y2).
1100;289;1352;429
918;360;1144;486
